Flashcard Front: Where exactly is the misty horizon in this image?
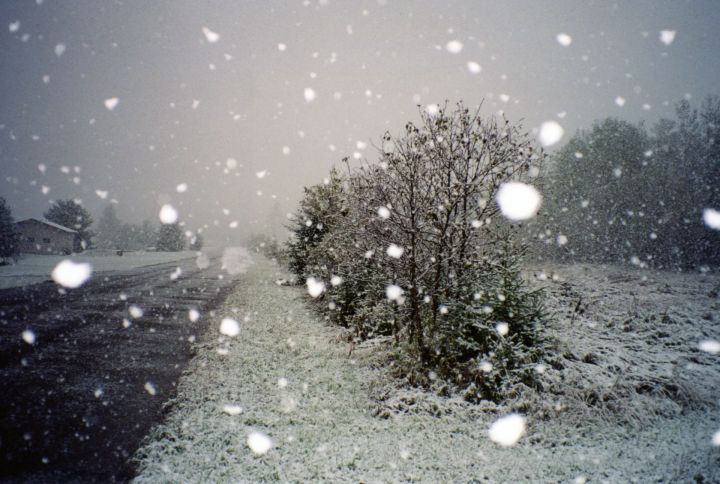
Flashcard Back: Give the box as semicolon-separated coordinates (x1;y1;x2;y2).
2;0;720;245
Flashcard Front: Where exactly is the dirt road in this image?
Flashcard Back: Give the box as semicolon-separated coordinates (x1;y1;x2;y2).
0;252;242;482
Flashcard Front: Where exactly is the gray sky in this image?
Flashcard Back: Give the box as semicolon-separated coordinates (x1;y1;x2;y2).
1;0;719;244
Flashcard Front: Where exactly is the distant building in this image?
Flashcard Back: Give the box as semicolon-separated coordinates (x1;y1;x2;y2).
14;218;76;255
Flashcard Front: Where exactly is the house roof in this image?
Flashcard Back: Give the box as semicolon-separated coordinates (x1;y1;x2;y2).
16;218;77;233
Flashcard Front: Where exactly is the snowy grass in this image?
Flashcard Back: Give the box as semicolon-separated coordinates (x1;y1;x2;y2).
132;257;720;482
519;263;720;427
0;250;196;289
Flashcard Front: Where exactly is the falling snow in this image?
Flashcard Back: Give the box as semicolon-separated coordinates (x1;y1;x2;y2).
702;208;720;230
556;33;572;46
659;30;676;45
222;404;242;416
202;26;220;43
304;88;317;102
306;277;325;298
21;329;36;344
3;3;719;482
386;244;404;258
144;382;157;396
247;431;273;455
188;308;200;322
219;317;240;337
128;305;144;318
159;204;178;224
496;182;542;221
488;413;525;447
104;97;119;111
467;61;482;74
51;260;92;288
698;340;720;354
385;284;403;301
445;40;463;54
426;104;440;116
538;121;564;146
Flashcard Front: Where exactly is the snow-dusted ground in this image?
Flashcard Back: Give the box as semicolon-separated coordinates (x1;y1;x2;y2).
0;250;196;289
133;257;720;482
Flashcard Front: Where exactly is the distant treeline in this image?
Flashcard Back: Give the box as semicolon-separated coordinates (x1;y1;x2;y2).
531;96;720;269
96;204;202;252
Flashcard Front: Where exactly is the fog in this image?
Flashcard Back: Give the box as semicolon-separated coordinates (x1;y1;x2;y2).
2;0;720;245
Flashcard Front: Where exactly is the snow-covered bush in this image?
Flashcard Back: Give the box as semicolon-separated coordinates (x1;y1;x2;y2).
286;169;346;279
289;103;549;401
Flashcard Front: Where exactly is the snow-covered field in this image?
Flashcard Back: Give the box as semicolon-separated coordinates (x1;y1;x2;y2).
132;257;720;482
0;250;196;289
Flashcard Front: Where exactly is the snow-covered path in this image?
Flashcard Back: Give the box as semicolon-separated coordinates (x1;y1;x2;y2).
133;256;719;482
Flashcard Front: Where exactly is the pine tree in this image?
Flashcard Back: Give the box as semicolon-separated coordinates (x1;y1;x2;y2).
0;197;20;263
156;223;185;251
95;204;123;249
44;200;94;252
286;168;346;278
139;220;158;249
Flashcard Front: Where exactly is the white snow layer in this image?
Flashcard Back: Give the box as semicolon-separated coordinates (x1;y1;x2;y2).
132;257;720;483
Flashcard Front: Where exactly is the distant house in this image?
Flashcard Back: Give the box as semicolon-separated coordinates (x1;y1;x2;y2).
14;218;76;255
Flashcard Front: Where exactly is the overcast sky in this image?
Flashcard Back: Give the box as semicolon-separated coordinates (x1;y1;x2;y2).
1;0;719;244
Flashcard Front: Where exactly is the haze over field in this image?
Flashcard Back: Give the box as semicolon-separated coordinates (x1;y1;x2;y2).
2;0;720;244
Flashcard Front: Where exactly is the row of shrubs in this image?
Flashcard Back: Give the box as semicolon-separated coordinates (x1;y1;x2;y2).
286;103;548;401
